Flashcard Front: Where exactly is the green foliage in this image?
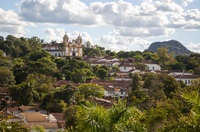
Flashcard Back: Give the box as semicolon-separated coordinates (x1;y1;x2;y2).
32;126;46;132
41;85;80;112
157;47;169;69
194;66;200;75
134;63;147;71
131;73;142;91
61;58;93;82
9;82;34;105
0;67;15;87
0;110;28;131
78;84;104;99
159;79;200;131
74;100;146;132
133;54;144;62
96;69;108;80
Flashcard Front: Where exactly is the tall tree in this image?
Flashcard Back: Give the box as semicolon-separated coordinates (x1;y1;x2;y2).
131;73;142;91
0;67;15;87
78;84;104;99
157;47;169;69
97;69;108;80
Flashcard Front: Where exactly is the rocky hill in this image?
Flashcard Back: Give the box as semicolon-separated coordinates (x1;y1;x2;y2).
146;40;192;56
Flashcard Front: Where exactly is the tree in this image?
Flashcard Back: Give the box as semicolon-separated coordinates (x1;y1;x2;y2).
109;51;117;58
133;54;144;62
143;73;155;89
71;69;88;83
157;47;169;69
160;79;200;131
162;74;179;98
75;100;146;132
9;81;35;105
0;67;15;87
131;73;142;91
97;69;108;80
194;66;200;75
41;85;80;112
26;73;56;93
88;48;102;57
78;84;104;99
65;105;78;128
12;58;29;84
134;63;147;71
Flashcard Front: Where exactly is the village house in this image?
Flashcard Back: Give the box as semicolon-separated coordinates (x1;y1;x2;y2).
20;112;60;132
48;113;66;129
174;75;200;86
90;80;131;98
145;63;161;71
119;61;135;72
6;105;64;132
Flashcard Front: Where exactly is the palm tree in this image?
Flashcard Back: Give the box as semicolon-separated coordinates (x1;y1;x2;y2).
75;100;146;132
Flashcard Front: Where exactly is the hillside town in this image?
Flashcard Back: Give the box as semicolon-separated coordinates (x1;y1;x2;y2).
0;34;200;131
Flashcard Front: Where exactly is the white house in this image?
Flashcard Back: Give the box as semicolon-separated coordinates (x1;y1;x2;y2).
145;63;161;71
104;85;128;98
174;75;200;86
119;61;134;72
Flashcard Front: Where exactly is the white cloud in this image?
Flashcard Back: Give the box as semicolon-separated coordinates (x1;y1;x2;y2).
0;8;33;37
182;0;193;6
184;9;200;21
19;0;103;25
17;0;200;37
187;42;200;53
43;28;93;44
117;27;175;37
154;0;183;13
96;32;151;51
43;28;65;42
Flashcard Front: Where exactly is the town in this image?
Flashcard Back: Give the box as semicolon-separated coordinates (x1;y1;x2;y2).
0;34;200;131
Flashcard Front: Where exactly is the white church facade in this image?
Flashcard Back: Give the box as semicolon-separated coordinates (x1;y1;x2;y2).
43;33;83;57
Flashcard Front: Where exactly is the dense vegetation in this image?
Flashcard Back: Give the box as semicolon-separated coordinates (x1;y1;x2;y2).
0;35;200;131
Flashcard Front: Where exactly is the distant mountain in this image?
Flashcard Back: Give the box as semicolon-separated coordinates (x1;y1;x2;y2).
146;40;192;56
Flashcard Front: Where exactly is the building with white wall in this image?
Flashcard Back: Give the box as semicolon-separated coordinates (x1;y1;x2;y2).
43;33;83;57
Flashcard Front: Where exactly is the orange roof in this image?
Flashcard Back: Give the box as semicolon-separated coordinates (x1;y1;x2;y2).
51;113;64;120
20;112;48;122
29;122;59;129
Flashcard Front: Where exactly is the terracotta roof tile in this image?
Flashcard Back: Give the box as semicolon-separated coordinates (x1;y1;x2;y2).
28;122;59;129
51;113;64;120
20;112;48;122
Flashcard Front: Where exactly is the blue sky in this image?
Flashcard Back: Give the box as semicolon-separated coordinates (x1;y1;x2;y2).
0;0;200;52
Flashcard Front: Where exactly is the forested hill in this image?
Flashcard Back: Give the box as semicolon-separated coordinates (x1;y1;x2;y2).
146;40;192;56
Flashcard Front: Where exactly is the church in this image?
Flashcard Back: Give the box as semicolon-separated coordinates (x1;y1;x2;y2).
42;33;83;57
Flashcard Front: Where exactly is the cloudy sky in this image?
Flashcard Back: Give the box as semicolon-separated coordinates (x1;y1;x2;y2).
0;0;200;52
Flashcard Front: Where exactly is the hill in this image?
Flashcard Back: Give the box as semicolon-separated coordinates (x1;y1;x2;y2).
146;40;192;56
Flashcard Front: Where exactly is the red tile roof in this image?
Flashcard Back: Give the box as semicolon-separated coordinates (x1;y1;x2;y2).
20;112;48;122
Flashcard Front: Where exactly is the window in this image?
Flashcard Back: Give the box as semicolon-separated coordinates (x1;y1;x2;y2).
152;66;154;70
124;67;126;70
55;53;57;56
120;89;124;95
188;80;191;84
185;80;187;84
